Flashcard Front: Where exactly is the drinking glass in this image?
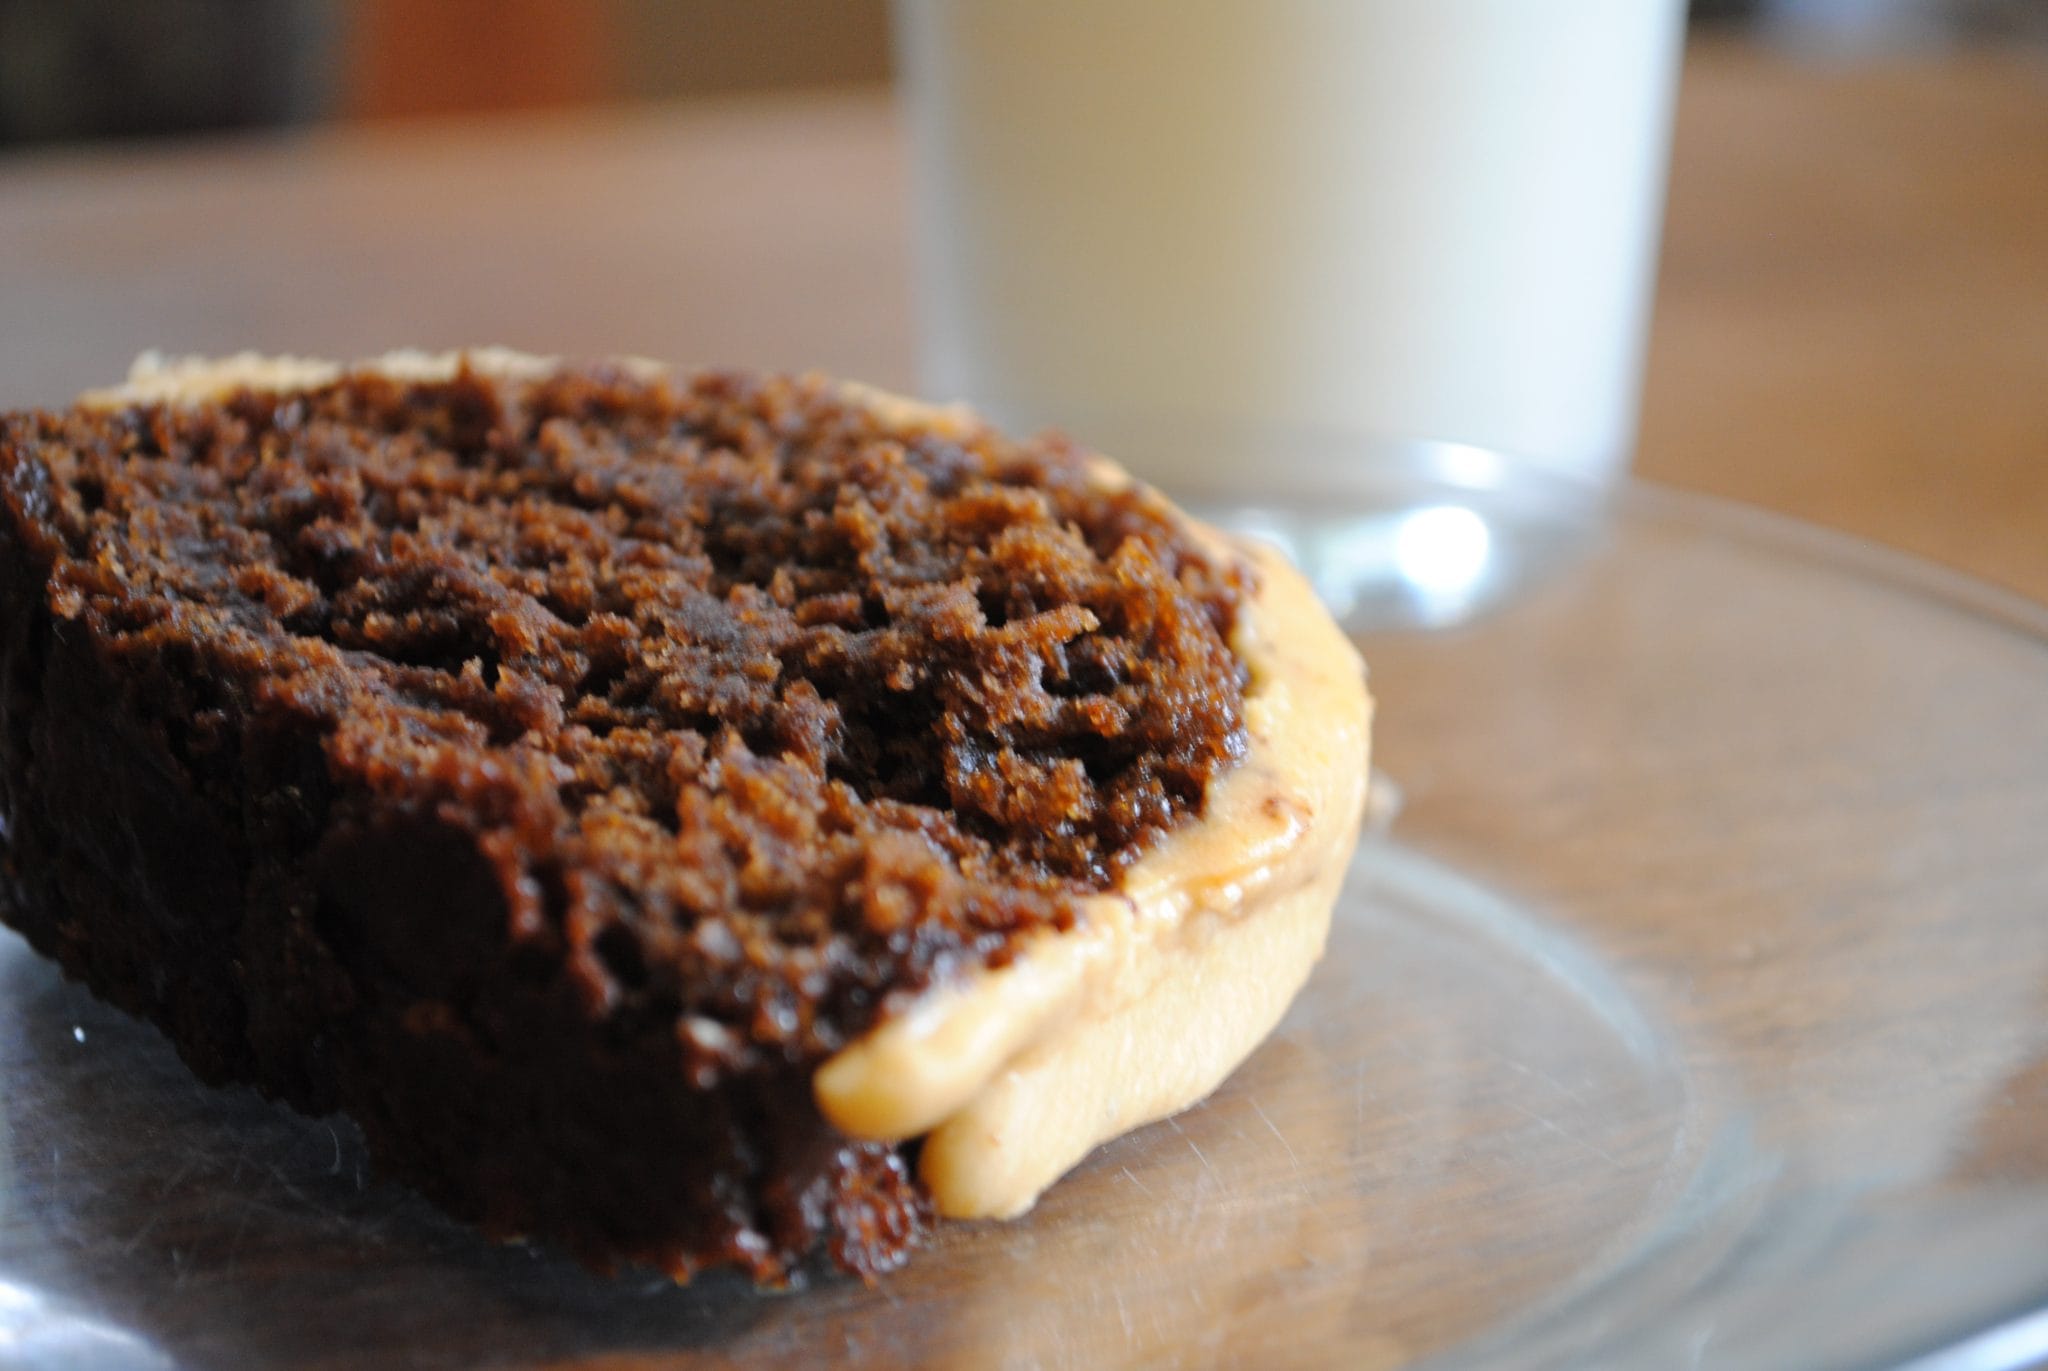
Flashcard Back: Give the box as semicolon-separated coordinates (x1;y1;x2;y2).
893;0;1688;500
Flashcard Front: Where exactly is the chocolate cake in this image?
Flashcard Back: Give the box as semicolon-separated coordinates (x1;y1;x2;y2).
0;351;1371;1283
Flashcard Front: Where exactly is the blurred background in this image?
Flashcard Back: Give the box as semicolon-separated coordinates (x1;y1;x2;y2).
0;0;2043;606
1;0;2044;147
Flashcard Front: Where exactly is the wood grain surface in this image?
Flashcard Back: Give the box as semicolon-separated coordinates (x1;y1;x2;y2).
1638;40;2048;606
0;38;2042;601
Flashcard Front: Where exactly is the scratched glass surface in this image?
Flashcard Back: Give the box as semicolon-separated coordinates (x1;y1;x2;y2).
4;468;2048;1371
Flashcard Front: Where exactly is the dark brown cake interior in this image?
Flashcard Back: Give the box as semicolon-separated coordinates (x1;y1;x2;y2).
0;362;1248;1281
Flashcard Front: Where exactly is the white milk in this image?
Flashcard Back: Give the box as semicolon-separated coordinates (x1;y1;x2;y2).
894;0;1686;493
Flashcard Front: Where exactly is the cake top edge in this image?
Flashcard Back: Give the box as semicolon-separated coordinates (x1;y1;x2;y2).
75;351;997;443
77;347;589;410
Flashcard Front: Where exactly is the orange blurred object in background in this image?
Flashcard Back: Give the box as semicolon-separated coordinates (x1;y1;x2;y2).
345;0;609;119
343;0;897;123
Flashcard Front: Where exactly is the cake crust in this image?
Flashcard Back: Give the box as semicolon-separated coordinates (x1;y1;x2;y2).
817;535;1370;1219
0;351;1284;1281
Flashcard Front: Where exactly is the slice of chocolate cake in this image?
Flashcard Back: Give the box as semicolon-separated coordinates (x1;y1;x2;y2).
0;351;1370;1282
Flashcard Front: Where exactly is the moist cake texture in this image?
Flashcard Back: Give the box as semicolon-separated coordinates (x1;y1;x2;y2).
0;355;1256;1281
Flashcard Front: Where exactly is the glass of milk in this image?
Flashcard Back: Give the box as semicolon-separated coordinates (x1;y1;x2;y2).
892;0;1687;499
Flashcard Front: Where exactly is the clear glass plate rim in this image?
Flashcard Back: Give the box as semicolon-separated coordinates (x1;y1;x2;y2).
1608;477;2048;648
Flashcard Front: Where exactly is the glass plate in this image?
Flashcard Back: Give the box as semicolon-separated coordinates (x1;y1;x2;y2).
4;466;2047;1371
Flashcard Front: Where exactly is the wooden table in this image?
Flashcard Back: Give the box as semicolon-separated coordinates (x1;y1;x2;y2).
1;38;2043;603
1638;40;2048;607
